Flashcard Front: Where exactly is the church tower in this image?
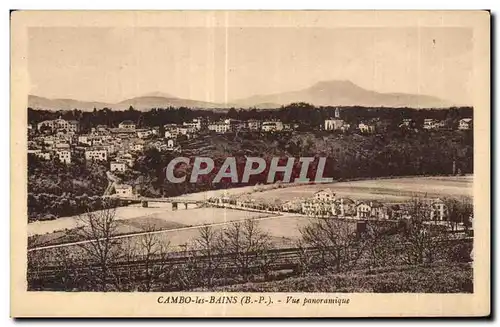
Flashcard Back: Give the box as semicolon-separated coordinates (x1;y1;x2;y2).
335;107;340;119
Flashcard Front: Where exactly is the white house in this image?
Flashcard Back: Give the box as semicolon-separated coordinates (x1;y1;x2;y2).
110;161;127;172
118;120;136;130
247;120;262;131
29;150;51;161
54;142;70;149
324;118;345;131
164;124;180;138
399;118;415;128
56;150;71;164
208;121;231;134
114;184;133;198
183;118;205;131
85;149;107;161
137;129;153;138
130;141;144;152
37;118;79;134
458;118;473;130
166;138;175;149
358;123;376;134
331;198;356;217
423;119;444;130
301;200;331;217
356;201;387;220
261;121;284;132
313;189;335;202
43;136;56;146
430;198;448;221
77;135;92;146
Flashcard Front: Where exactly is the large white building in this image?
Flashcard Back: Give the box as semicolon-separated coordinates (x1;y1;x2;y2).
85;148;108;161
37;118;79;134
261;121;284;132
324;118;345;131
313;189;336;202
118;120;136;130
110;161;127;172
183;118;207;131
208;121;231;134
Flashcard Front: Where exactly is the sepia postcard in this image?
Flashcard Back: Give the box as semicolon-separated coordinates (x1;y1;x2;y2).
10;10;490;317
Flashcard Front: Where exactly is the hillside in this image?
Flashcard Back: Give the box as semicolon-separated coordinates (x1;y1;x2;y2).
28;95;110;112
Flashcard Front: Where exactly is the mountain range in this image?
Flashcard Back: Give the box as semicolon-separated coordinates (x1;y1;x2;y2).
28;80;457;111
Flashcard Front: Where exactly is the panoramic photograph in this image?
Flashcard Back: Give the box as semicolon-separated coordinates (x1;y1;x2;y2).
25;22;474;295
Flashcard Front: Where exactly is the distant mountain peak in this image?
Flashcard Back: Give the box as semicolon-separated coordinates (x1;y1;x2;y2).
142;91;175;98
233;79;455;109
28;79;459;111
313;79;357;87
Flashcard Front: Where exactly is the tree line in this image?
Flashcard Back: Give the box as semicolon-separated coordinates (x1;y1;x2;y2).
28;103;473;132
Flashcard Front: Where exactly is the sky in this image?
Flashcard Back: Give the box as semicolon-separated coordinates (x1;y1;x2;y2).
28;26;473;105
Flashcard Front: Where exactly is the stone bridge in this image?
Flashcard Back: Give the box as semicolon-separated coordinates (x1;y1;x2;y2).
115;196;205;210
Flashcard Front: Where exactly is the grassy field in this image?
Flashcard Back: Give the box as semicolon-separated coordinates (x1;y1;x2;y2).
203;262;473;293
245;175;472;204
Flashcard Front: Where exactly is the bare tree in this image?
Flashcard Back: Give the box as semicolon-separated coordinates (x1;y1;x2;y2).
300;218;366;273
445;197;473;232
364;223;398;270
137;225;170;291
404;196;432;222
222;219;273;281
52;246;87;291
112;238;139;291
399;197;450;265
294;240;316;276
193;225;225;287
76;203;121;291
171;243;204;290
399;220;445;265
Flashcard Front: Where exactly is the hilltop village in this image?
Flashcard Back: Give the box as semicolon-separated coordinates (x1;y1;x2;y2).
27;105;473;222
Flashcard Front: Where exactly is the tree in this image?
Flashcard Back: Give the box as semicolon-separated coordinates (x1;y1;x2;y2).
364;223;399;270
445;197;473;232
76;202;121;291
136;225;171;291
222;219;274;281
399;197;449;265
171;243;205;290
193;225;225;287
300;218;366;273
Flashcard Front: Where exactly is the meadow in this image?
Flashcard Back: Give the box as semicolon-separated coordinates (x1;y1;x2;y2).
244;175;473;204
